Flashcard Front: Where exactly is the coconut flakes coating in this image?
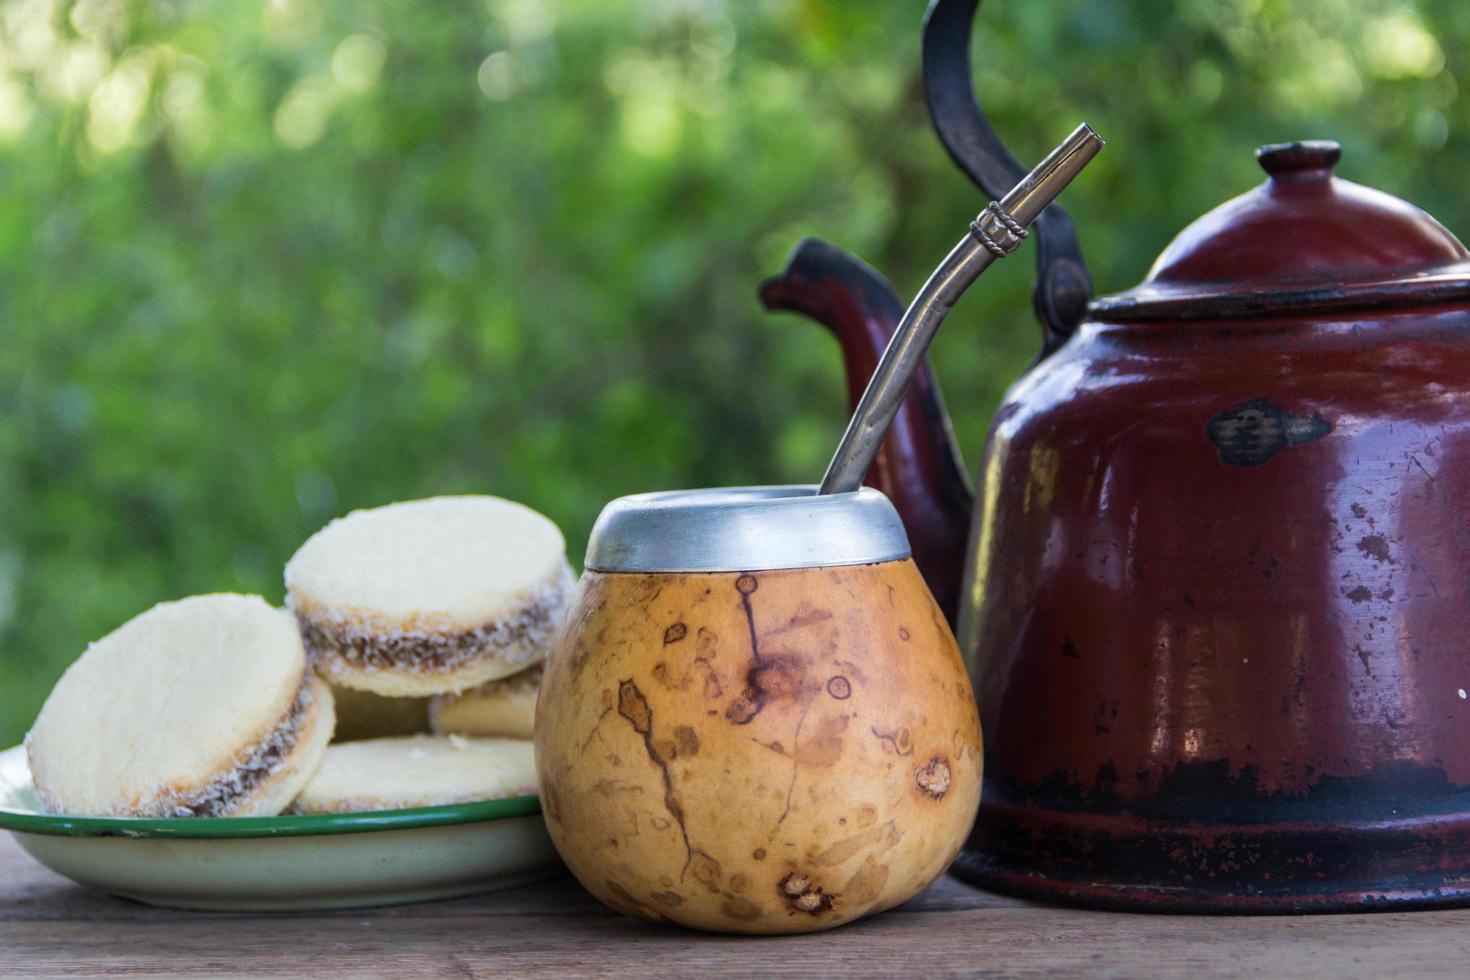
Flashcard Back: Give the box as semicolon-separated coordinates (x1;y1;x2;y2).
153;680;316;818
297;562;574;688
31;679;317;818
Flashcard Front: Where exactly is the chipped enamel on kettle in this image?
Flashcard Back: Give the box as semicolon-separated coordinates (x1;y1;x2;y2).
760;0;1470;912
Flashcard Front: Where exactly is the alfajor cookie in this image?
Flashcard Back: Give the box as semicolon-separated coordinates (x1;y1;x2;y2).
428;664;541;740
285;496;574;697
26;594;335;818
289;735;536;813
329;684;430;742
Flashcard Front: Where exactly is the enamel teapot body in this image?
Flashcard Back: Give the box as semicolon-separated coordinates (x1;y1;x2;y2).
761;0;1470;910
952;283;1470;911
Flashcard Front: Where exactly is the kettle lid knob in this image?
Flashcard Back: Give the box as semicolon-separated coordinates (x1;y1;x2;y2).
1255;140;1341;180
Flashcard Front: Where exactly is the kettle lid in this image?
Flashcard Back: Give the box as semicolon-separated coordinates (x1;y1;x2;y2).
1091;140;1470;321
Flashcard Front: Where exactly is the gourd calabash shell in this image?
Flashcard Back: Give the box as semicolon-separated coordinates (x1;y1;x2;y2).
535;561;982;934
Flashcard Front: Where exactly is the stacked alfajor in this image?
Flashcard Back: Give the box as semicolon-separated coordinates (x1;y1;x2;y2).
281;495;567;810
25;495;568;818
285;496;571;698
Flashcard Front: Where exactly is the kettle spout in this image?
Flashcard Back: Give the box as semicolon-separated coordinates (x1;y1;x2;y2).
760;238;975;624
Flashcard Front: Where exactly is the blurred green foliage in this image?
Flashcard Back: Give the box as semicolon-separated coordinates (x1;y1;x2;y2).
2;0;1467;741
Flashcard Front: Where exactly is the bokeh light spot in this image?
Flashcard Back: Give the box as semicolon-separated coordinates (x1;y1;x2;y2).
1363;13;1444;80
0;78;35;141
332;34;386;94
477;51;520;101
86;53;154;153
273;76;333;149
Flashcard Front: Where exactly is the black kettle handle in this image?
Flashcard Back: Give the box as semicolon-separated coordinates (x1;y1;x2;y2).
923;0;1092;352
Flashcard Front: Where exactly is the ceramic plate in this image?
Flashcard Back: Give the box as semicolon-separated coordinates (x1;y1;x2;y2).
0;744;562;910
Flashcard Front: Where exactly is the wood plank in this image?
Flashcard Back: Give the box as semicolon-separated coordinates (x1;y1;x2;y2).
9;906;1470;978
9;833;1470;977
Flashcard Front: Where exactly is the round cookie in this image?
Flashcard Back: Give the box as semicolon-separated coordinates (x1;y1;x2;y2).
289;735;537;813
329;684;430;742
285;496;574;697
429;665;541;740
26;594;335;818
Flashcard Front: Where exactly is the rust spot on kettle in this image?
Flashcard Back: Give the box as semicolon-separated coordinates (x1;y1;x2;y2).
1356;535;1394;564
1205;397;1331;468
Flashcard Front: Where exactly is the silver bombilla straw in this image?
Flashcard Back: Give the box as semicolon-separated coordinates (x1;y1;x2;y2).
818;122;1104;496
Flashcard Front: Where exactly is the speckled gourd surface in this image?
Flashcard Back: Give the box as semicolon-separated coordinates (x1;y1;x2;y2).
535;560;982;934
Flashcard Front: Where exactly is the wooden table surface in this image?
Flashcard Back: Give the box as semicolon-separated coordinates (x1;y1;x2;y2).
6;833;1470;978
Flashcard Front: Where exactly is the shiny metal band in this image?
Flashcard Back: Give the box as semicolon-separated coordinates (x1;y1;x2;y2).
970;201;1028;257
583;485;911;573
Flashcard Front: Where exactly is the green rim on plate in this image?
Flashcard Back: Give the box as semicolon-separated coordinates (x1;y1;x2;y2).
0;744;540;839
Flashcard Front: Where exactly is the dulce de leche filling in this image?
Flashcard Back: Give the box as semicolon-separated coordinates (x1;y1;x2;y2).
132;679;315;818
295;568;571;677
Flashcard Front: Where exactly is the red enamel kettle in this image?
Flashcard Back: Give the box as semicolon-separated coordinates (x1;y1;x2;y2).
760;0;1470;911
